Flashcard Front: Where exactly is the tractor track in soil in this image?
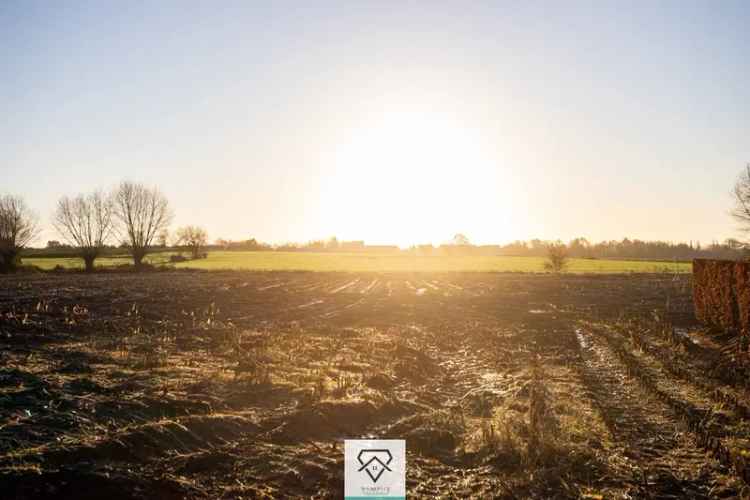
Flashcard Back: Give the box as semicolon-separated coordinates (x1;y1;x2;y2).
575;327;742;498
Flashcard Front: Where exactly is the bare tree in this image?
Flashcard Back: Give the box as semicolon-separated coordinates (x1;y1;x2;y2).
176;225;208;259
53;191;114;272
731;165;750;237
0;194;39;272
112;181;172;270
156;228;170;248
544;241;569;273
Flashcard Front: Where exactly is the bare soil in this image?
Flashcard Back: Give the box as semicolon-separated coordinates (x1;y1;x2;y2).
1;271;749;498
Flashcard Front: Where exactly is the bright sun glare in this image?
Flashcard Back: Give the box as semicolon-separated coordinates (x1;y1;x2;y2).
322;108;521;247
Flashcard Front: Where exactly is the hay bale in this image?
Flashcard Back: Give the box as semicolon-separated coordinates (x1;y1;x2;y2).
735;261;750;334
713;260;737;330
693;259;708;323
693;259;742;333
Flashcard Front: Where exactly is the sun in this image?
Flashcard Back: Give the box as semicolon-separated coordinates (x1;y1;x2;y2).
319;107;521;247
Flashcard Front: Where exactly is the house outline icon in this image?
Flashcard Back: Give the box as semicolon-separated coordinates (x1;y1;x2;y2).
357;449;393;483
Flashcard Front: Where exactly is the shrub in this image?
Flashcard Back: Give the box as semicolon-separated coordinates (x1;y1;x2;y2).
544;242;568;273
176;226;208;260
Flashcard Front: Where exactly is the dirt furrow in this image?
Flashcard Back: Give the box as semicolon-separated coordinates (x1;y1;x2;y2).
575;328;739;498
587;324;750;490
612;320;750;419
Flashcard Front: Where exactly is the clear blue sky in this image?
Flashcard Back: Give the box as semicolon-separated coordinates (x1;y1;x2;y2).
2;1;749;247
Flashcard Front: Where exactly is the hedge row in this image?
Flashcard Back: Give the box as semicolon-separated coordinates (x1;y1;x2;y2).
693;259;750;333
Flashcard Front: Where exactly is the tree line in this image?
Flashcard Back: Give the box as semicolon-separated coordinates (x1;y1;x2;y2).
0;181;207;272
4;165;750;271
207;235;748;261
487;237;747;261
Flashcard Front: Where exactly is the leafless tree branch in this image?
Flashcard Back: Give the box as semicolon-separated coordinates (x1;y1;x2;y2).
53;190;114;272
730;165;750;237
112;181;173;270
176;225;208;259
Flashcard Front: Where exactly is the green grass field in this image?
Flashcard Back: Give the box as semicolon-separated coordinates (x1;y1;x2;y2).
23;250;692;273
23;253;175;270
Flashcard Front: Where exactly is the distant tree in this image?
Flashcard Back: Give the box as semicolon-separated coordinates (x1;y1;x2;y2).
326;236;339;250
46;240;62;248
242;238;271;251
725;238;745;250
452;233;470;246
176;225;208;259
156;228;170;248
544;241;569;273
568;237;591;258
306;240;326;251
529;238;545;256
0;194;39;272
215;238;231;249
53;191;114;272
731;165;750;239
276;242;300;251
112;181;173;270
